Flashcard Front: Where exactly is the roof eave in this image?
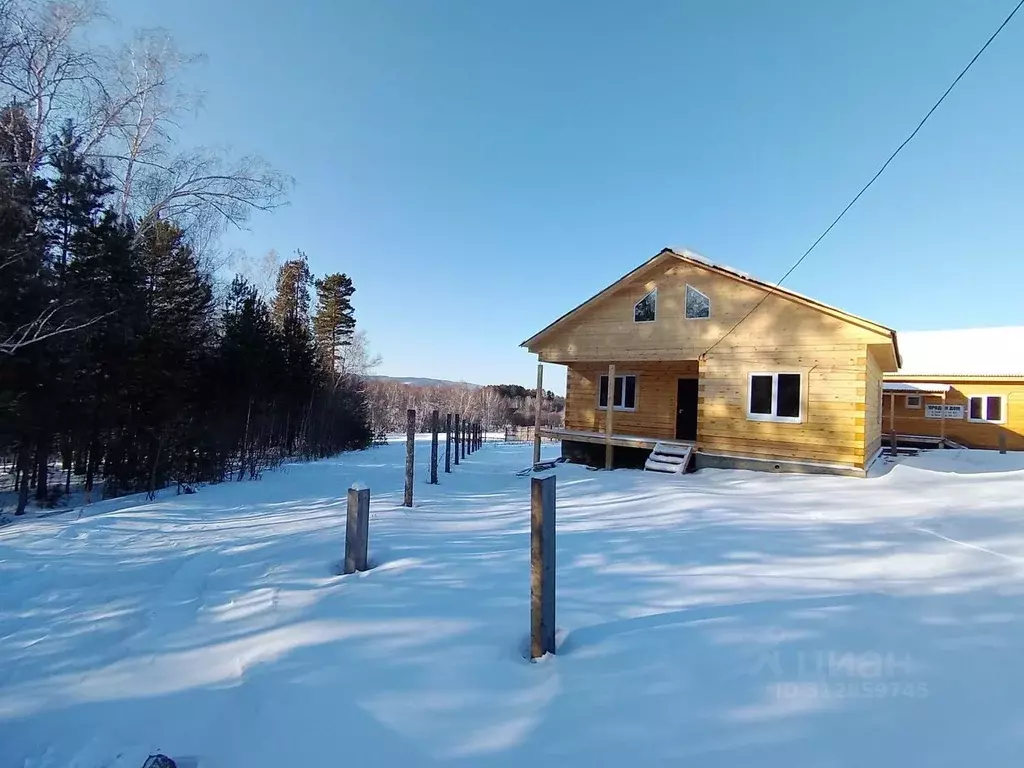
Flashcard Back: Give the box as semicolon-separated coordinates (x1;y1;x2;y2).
884;373;1024;380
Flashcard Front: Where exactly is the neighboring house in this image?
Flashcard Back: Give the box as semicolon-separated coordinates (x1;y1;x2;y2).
882;327;1024;451
521;248;900;477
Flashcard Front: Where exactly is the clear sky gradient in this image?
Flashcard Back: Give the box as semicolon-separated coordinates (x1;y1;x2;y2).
107;0;1024;394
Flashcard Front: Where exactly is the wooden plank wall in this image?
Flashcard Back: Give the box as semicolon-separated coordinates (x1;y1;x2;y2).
566;361;699;439
864;347;885;460
883;380;1024;450
697;344;870;467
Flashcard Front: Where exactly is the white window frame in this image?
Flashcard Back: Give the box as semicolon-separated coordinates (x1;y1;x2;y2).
905;395;922;409
633;289;657;323
597;373;638;412
684;284;711;320
746;371;804;424
967;394;1006;424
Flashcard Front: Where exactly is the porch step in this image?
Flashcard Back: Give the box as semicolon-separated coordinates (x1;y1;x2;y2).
652;442;692;459
644;443;694;475
649;452;688;465
644;457;683;473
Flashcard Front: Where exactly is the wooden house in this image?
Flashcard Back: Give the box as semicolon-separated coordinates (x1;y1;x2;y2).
882;328;1024;451
521;248;901;477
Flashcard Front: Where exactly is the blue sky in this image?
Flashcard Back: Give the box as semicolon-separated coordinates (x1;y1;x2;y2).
107;0;1024;394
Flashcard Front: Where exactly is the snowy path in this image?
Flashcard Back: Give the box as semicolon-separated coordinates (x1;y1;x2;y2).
3;441;1024;766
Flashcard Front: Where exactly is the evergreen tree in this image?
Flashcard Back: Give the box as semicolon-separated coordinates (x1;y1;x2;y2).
270;250;313;328
43;122;115;282
67;212;141;498
312;272;356;375
105;219;215;497
0;104;48;514
218;276;284;479
28;122;117;502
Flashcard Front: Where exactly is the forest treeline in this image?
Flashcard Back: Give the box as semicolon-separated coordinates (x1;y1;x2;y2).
0;0;372;515
364;379;565;435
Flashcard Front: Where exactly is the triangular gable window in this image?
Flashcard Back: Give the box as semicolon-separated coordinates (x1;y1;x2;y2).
685;285;710;319
634;289;656;323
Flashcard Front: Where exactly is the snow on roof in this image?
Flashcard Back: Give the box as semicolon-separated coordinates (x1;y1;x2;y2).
672;247;752;279
883;381;951;393
897;327;1024;377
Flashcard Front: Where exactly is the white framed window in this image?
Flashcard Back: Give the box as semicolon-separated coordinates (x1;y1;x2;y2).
967;395;1005;424
747;372;803;423
634;289;656;322
685;285;710;319
598;374;637;411
906;395;922;409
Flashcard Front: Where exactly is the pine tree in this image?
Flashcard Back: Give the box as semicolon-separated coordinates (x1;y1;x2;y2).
29;122;117;502
219;276;284;479
312;272;356;375
0;104;50;513
270;250;313;328
43;122;115;282
67;212;141;498
122;220;215;497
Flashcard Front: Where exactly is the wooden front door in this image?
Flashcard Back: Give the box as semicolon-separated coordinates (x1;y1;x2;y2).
676;378;698;441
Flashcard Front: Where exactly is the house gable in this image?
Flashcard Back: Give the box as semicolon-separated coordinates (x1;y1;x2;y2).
524;249;897;368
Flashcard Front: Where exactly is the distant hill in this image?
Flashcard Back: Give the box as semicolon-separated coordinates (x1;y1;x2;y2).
367;375;482;388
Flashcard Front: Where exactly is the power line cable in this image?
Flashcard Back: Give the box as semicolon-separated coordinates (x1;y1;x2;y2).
701;0;1024;360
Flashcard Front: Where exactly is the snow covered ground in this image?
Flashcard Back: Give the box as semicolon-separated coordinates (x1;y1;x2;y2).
3;440;1024;767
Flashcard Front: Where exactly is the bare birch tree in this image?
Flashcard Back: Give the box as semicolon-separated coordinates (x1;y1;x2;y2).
0;301;108;355
0;0;290;240
0;0;101;174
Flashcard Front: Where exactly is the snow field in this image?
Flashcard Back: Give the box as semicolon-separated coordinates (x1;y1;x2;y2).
2;439;1024;766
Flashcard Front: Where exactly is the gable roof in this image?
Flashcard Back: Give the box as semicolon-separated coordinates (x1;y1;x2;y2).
521;247;900;362
894;327;1024;378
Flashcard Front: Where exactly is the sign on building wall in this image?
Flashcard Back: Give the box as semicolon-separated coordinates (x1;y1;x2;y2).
925;404;964;420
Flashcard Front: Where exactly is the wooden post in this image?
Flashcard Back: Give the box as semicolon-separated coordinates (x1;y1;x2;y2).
940;390;947;443
404;408;415;507
454;414;460;466
461;417;467;460
889;393;895;433
430;410;439;484
533;363;544;466
344;484;370;574
890;430;897;455
445;413;452;473
530;474;556;659
999;431;1007;455
605;363;615;470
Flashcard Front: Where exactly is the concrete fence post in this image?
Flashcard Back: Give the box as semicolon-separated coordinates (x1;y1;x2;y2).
445;413;452;472
430;410;439;484
404;409;415;507
530;474;556;659
453;414;460;466
344;484;370;574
